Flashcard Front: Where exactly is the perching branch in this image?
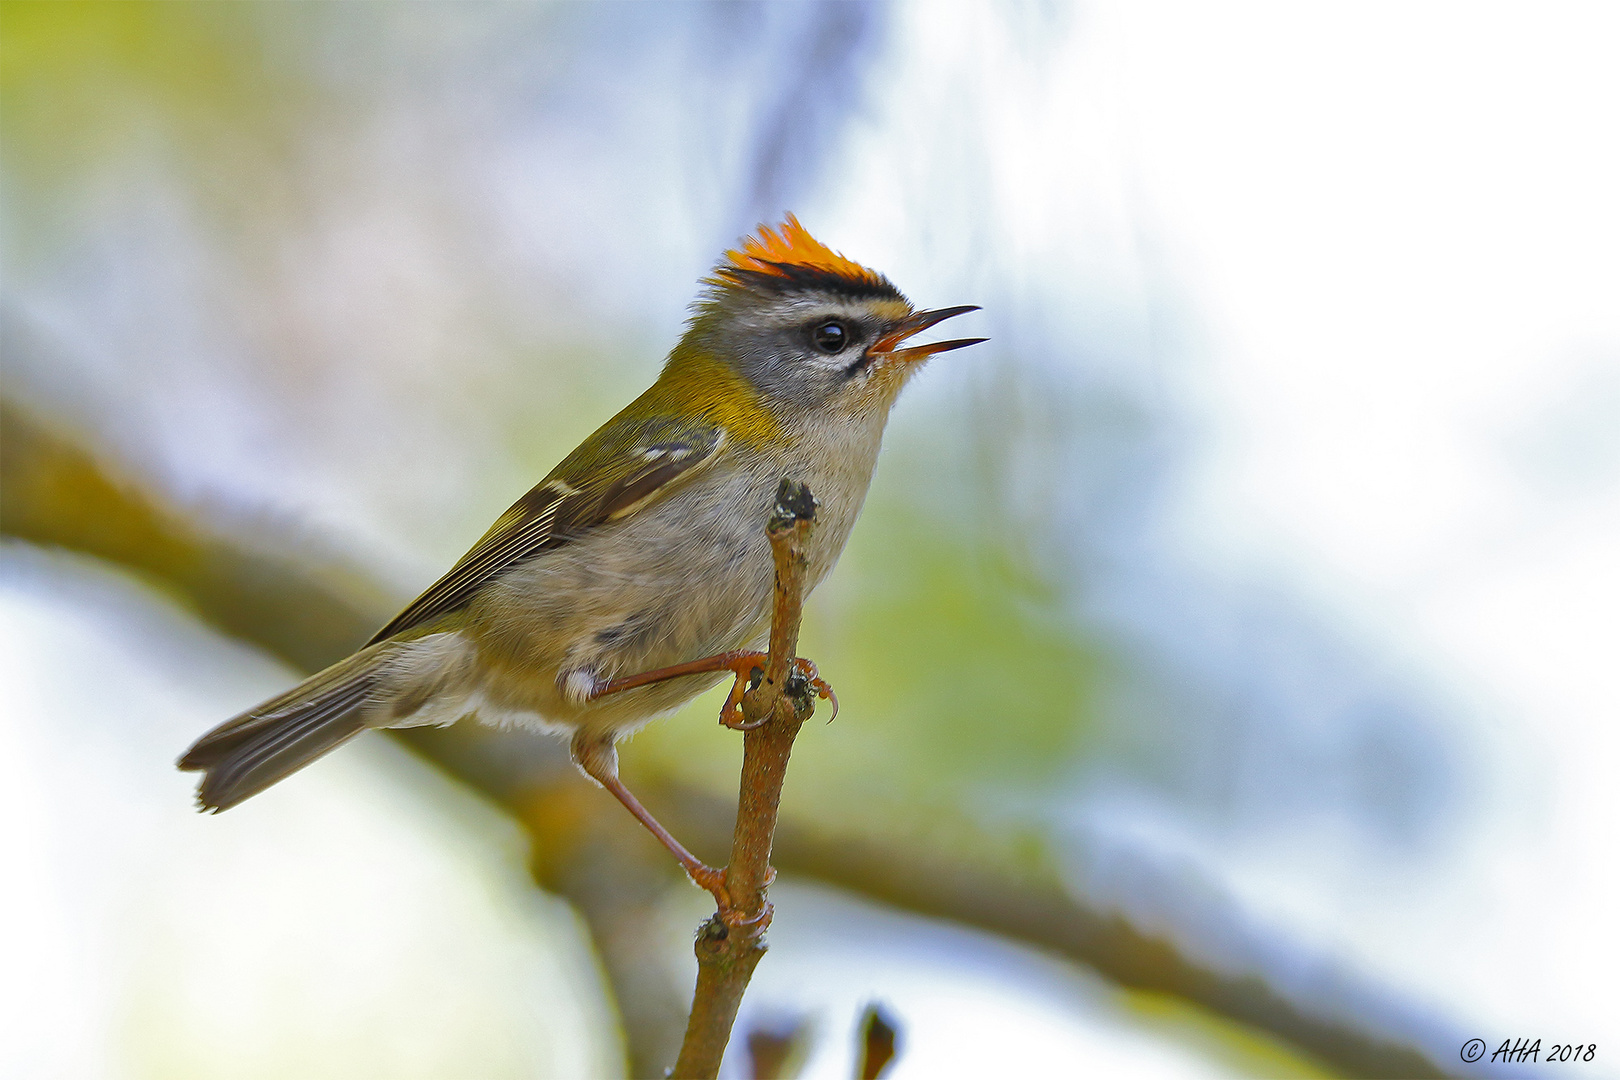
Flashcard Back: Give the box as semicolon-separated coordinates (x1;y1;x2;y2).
670;479;820;1079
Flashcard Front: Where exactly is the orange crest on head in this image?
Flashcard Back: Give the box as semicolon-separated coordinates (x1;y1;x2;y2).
715;214;891;295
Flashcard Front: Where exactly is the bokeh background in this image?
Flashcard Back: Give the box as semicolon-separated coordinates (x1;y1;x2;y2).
3;2;1617;1077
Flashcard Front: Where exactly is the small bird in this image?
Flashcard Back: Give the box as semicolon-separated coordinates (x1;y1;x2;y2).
179;215;983;906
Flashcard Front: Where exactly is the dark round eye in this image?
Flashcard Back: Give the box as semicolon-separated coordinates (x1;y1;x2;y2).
811;319;849;354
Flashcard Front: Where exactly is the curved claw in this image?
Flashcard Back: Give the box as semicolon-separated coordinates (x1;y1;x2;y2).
788;657;838;723
721;711;772;732
716;898;773;930
690;866;769;930
819;680;839;723
711;653;838;729
716;654;768;730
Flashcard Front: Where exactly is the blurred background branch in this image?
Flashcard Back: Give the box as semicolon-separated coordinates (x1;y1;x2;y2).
0;394;1446;1079
856;1003;900;1080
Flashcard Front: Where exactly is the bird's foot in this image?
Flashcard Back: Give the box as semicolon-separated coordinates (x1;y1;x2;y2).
586;650;835;729
683;862;772;928
715;653;835;730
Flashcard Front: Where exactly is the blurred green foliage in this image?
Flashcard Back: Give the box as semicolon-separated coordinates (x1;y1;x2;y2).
0;2;312;257
801;498;1096;788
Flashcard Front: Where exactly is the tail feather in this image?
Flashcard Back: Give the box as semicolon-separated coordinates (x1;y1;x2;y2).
179;648;388;812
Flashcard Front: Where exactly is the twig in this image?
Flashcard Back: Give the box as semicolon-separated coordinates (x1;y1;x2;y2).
670;479;820;1079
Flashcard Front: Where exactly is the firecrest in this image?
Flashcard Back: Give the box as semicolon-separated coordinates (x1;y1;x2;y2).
180;215;983;891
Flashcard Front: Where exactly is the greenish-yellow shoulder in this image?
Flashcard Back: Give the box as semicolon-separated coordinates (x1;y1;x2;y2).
646;347;783;448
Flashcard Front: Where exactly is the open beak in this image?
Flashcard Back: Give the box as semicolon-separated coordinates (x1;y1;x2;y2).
871;305;986;363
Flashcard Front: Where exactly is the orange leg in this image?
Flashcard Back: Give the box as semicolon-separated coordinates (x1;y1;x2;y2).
590;650;836;729
570;731;731;909
573;651;834;921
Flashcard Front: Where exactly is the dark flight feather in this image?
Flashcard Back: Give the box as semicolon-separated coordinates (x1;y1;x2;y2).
179;647;385;811
367;414;725;643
